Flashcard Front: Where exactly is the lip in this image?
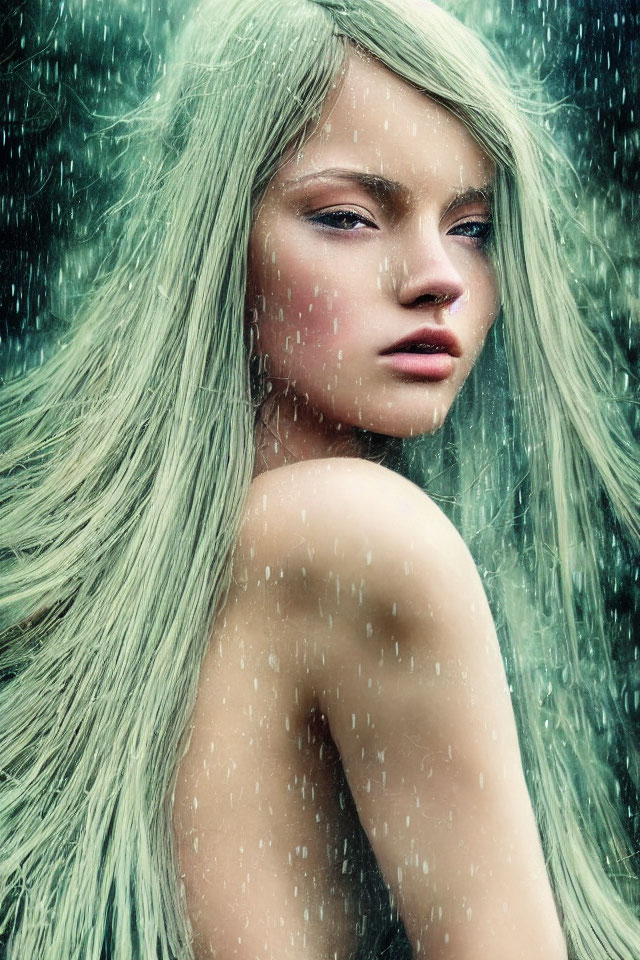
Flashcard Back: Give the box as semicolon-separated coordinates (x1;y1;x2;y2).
379;352;456;381
380;325;462;357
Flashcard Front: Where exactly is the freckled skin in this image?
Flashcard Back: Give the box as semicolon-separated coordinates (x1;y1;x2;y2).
248;51;499;468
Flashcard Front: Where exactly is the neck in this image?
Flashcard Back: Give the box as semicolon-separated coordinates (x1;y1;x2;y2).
252;389;368;480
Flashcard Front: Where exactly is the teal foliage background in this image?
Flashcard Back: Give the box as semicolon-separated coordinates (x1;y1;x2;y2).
1;0;638;846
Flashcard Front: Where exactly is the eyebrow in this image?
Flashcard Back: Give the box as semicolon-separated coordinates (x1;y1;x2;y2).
442;184;494;216
283;167;494;212
283;167;411;204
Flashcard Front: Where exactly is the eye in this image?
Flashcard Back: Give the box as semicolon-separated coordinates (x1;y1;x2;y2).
308;209;378;232
448;219;492;246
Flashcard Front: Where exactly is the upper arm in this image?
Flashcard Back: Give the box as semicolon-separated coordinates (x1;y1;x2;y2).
236;456;512;752
240;455;519;765
235;458;565;958
235;457;525;829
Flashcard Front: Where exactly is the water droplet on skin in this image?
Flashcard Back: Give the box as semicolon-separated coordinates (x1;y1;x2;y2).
268;651;280;672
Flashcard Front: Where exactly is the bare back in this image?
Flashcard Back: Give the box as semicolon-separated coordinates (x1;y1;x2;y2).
173;458;566;960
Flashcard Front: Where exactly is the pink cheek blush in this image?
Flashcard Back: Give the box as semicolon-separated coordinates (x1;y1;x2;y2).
291;292;349;351
291;299;336;349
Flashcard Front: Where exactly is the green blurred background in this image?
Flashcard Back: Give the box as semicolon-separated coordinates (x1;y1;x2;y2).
1;0;638;845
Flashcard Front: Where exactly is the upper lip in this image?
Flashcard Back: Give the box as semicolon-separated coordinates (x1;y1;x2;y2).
380;325;462;357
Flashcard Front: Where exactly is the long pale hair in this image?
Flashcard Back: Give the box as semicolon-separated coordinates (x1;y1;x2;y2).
1;0;638;957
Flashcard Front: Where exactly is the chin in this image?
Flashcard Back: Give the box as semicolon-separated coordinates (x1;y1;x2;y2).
354;405;451;439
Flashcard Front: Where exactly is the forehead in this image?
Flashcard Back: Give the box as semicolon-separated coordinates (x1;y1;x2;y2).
273;51;494;194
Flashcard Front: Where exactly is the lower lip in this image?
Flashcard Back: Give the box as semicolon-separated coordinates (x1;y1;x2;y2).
380;352;456;380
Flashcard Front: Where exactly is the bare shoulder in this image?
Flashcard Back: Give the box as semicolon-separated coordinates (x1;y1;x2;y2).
238;456;449;565
234;457;483;631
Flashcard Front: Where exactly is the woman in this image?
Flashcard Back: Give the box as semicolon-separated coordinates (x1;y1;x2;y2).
0;0;638;958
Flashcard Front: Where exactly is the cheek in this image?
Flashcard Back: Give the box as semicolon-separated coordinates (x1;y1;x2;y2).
252;238;364;361
252;274;342;379
291;293;368;363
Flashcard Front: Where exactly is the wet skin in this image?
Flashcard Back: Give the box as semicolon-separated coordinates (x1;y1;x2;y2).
174;52;567;960
248;51;499;472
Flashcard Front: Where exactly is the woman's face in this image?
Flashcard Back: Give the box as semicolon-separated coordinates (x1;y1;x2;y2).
247;53;499;439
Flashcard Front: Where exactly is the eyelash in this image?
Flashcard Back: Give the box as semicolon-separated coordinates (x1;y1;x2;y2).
309;210;377;231
449;220;493;246
308;209;493;246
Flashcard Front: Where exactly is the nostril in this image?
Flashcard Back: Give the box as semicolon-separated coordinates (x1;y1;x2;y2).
411;292;454;308
396;254;465;309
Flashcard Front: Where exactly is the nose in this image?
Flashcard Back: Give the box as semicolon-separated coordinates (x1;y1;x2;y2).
394;224;465;310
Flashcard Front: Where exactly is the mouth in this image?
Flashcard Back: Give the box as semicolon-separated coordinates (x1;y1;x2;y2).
380;325;462;358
